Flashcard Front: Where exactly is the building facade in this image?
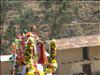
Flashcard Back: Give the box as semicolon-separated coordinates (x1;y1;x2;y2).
56;34;100;75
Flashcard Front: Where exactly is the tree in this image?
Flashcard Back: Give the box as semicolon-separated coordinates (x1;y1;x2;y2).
1;1;24;54
39;1;73;39
0;1;23;24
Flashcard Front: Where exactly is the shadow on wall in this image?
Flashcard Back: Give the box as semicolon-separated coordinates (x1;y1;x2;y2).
94;72;100;75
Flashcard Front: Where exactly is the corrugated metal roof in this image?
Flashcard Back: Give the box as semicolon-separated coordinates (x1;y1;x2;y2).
56;34;100;50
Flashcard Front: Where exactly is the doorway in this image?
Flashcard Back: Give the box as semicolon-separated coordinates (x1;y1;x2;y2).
82;47;92;75
83;64;92;75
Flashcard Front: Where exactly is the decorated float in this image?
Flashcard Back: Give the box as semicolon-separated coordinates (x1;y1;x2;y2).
10;29;57;75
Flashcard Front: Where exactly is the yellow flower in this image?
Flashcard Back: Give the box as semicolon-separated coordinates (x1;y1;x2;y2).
30;47;33;49
31;66;36;71
45;68;52;74
51;39;56;43
40;72;45;75
51;59;57;63
51;53;56;57
26;71;35;75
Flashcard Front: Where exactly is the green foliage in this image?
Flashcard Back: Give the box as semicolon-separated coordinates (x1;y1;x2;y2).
1;1;23;54
13;16;23;24
40;1;73;39
0;1;23;24
21;8;35;25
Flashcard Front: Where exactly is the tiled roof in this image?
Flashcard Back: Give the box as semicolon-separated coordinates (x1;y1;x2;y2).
56;34;100;50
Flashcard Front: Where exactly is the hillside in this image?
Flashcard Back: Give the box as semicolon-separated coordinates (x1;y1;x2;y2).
1;1;100;54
